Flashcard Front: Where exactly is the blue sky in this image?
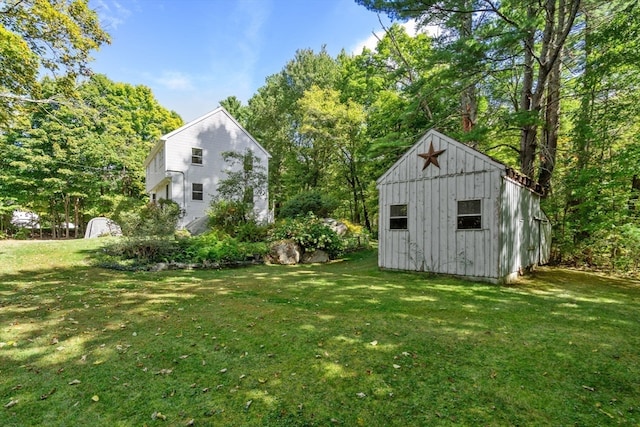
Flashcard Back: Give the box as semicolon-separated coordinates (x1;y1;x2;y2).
89;0;412;122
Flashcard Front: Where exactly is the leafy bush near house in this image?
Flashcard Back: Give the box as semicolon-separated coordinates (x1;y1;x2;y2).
269;214;342;258
100;237;180;266
208;200;270;242
118;199;181;238
179;231;267;264
339;219;372;253
279;190;338;219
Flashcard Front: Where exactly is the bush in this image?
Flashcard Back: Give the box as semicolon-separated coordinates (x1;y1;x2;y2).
208;200;247;236
118;199;180;237
208;199;269;242
181;231;267;263
269;214;342;258
102;237;179;264
338;219;371;253
279;190;339;219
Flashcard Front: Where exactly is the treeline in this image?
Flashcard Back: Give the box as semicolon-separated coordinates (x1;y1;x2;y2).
232;0;640;271
0;75;182;237
1;0;640;271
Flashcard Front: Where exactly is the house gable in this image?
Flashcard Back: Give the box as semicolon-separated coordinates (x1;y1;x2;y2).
144;106;271;228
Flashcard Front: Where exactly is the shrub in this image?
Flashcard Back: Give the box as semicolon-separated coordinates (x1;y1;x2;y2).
208;199;270;242
208;200;247;235
338;219;372;253
279;190;339;219
269;214;342;258
181;231;267;263
102;237;179;264
118;199;180;237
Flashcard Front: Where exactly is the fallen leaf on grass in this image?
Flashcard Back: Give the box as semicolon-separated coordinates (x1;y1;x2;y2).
91;395;99;402
244;400;253;410
179;354;189;359
582;385;595;392
393;364;401;369
155;369;173;375
219;368;227;374
68;379;81;385
40;388;56;400
4;399;18;408
151;411;167;420
369;340;378;346
356;392;366;398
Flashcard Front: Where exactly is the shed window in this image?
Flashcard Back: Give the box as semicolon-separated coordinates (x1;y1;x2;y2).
192;183;203;201
389;204;408;230
191;148;203;165
457;200;481;229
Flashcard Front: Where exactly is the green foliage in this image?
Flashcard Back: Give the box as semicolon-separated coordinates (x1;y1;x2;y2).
180;231;267;264
279;190;338;219
118;199;180;238
102;237;179;265
0;0;110;125
269;214;342;258
338;219;372;253
13;228;29;240
208;200;247;235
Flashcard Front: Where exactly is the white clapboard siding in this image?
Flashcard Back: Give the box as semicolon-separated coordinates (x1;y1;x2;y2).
144;107;271;228
377;129;549;284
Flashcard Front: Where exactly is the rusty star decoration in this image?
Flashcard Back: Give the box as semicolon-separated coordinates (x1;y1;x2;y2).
418;141;446;170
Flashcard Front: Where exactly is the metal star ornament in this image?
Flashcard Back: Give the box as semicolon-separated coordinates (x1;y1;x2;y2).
418;142;446;170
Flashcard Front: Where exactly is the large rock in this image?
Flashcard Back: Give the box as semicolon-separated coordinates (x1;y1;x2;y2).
301;250;330;264
185;216;210;236
266;239;302;265
323;218;348;236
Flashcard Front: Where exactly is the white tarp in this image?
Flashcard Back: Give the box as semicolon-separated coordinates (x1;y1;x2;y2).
84;217;122;238
11;210;40;228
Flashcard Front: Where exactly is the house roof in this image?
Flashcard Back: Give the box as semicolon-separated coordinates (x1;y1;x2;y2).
144;106;271;166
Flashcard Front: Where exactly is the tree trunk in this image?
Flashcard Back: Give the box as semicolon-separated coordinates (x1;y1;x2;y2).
519;2;537;177
459;4;477;134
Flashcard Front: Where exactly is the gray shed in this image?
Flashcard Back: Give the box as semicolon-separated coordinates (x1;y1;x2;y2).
376;129;551;284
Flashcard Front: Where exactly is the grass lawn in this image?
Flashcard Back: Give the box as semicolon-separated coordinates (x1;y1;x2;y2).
1;239;639;426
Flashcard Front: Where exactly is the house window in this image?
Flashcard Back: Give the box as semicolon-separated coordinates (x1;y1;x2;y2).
192;183;203;201
191;148;203;165
457;200;482;229
389;204;408;230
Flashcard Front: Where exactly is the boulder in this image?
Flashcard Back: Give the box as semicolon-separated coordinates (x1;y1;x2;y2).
301;250;330;264
266;239;302;265
323;218;348;236
184;216;210;236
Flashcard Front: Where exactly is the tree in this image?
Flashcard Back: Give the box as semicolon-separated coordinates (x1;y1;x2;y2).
246;48;340;210
214;149;267;223
356;0;581;191
220;96;249;127
0;0;109;125
0;74;182;237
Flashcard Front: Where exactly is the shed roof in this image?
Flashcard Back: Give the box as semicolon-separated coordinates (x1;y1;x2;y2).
376;129;544;196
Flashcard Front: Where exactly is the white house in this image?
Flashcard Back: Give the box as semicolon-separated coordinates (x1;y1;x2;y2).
376;129;551;284
144;107;271;228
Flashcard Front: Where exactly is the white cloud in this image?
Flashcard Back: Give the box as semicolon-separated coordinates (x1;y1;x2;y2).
153;71;194;91
92;0;132;31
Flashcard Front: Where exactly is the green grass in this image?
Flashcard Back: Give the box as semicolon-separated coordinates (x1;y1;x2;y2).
1;239;639;426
